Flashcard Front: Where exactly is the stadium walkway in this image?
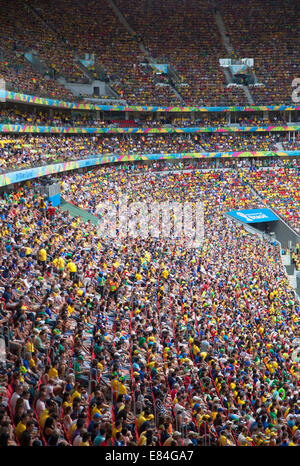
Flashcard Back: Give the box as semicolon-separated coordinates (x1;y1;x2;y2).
60;198;100;225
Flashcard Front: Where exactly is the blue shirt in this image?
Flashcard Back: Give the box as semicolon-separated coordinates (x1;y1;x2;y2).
93;435;104;446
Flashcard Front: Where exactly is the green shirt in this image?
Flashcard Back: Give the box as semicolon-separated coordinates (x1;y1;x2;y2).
138;337;146;348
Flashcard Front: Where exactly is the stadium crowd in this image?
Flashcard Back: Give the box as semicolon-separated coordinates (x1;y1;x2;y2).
0;0;87;84
0;0;299;450
0;107;294;128
113;0;243;106
0;0;297;107
22;0;183;106
0;48;76;103
245;166;300;234
218;0;299;105
0;132;296;173
0;108;108;128
292;244;300;272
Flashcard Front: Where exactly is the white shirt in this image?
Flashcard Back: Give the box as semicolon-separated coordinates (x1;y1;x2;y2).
35;398;46;418
73;434;82;446
23;398;31;412
46;384;54;399
9;392;20;416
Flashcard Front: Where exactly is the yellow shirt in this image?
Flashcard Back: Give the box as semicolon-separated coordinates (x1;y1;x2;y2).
97;362;103;371
62;401;72;411
67;262;77;273
39;248;47;261
16;422;26;439
70;390;81;403
137;412;154;429
26;340;35;354
68;422;77;440
40;410;50;429
48;367;58;379
138;432;147;446
112;378;119;393
162;269;169;279
212;411;218;421
29;358;35;370
192;345;200;356
67;305;74;315
112;424;122;439
91;406;102;418
58;257;65;270
118;383;127;396
220;434;228;446
147;361;155;369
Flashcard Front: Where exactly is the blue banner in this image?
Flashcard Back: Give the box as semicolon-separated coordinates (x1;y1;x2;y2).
226;208;278;223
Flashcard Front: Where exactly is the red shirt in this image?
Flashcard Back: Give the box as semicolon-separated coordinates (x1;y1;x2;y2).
48;206;56;216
